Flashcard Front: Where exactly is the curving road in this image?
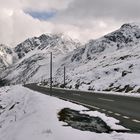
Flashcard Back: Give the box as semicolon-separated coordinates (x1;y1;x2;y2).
25;84;140;133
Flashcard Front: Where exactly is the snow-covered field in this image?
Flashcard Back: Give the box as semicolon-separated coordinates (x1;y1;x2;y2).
0;85;140;140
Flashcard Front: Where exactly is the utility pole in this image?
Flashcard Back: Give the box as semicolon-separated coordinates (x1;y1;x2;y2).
64;66;66;88
50;52;52;94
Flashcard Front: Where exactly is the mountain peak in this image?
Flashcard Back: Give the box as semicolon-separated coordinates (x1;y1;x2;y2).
14;33;80;59
121;23;140;29
43;33;75;43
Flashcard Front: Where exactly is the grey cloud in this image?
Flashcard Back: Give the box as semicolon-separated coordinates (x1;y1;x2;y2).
0;0;140;46
55;0;140;22
21;0;73;11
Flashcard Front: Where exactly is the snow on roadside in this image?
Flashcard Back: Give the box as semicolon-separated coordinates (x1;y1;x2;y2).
0;85;139;140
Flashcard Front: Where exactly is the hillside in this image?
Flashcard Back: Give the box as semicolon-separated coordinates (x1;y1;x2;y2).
1;23;140;93
54;23;140;93
0;33;80;84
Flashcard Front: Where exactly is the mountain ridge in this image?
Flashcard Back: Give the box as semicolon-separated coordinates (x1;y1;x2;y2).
54;23;140;93
1;23;140;93
0;33;80;85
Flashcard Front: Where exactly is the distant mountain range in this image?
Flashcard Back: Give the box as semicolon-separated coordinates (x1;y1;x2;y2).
1;23;140;93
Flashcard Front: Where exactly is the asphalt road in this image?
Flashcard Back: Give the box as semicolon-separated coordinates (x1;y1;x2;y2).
25;84;140;133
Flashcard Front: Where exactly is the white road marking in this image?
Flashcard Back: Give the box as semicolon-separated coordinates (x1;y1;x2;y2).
75;102;100;110
58;96;100;110
98;98;114;102
61;91;66;93
114;113;121;116
73;93;81;96
102;109;106;111
108;111;113;114
132;119;140;123
122;116;130;119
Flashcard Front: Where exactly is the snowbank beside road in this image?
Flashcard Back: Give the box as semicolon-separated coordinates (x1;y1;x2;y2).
0;85;139;140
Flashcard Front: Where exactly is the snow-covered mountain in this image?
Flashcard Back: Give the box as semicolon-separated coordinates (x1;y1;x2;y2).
1;23;140;93
54;23;140;93
14;33;78;59
0;33;80;84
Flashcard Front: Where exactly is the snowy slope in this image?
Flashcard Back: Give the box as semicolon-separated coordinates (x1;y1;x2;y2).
2;23;140;93
0;33;80;84
0;85;139;140
54;23;140;93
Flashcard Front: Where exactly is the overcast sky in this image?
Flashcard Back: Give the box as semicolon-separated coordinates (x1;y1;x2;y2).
0;0;140;46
